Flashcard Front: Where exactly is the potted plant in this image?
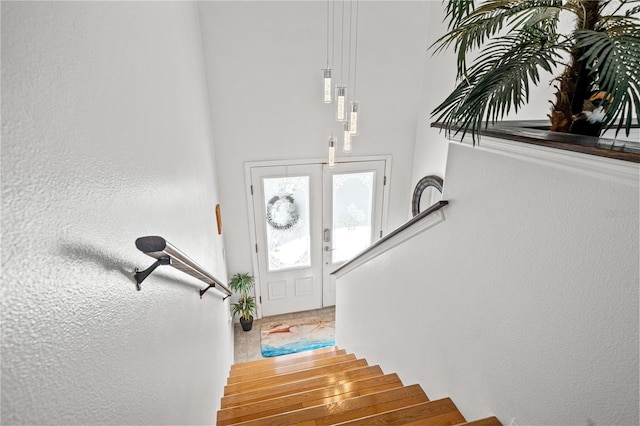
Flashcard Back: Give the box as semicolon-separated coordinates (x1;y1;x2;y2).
229;273;256;331
431;0;640;141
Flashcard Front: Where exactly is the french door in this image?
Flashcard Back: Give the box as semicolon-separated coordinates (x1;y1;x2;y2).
249;159;387;317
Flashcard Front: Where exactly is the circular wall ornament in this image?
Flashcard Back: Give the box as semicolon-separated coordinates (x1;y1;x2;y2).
266;195;300;230
411;175;443;217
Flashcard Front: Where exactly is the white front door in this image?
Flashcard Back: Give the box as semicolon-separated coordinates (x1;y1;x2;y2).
321;160;386;306
250;164;323;317
249;159;387;317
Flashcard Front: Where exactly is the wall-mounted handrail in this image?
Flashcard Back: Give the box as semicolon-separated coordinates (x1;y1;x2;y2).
331;200;448;276
134;236;232;300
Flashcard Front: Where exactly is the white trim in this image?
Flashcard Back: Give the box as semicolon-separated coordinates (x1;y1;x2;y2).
245;155;392;169
455;135;639;186
333;209;446;279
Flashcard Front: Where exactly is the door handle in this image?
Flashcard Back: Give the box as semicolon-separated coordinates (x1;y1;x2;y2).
324;228;331;243
324;246;335;252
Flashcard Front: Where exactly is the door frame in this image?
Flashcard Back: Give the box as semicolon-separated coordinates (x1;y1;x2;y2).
244;155;392;319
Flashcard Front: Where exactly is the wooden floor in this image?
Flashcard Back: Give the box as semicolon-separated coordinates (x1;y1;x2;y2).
218;347;501;425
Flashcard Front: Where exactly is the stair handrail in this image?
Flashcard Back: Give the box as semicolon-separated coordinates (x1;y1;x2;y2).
134;235;232;300
331;200;448;276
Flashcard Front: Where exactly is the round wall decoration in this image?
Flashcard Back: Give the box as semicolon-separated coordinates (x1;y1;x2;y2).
411;175;443;217
266;194;300;230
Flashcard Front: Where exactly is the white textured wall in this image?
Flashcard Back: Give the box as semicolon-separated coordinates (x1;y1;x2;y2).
336;142;639;425
198;1;430;276
1;2;232;424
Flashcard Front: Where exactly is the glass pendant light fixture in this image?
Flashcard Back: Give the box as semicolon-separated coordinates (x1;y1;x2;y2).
323;69;332;103
336;86;347;121
328;136;336;167
343;121;352;152
349;101;359;135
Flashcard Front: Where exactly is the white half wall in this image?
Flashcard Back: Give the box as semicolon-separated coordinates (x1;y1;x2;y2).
198;1;431;276
1;2;232;424
336;141;639;424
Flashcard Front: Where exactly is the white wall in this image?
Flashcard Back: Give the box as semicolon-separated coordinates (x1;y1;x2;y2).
198;1;431;276
336;141;639;424
1;2;232;424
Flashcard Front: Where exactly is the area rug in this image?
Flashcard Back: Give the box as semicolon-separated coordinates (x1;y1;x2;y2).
260;319;335;357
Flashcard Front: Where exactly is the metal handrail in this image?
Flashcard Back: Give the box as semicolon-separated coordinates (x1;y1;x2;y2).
331;200;448;276
134;236;232;300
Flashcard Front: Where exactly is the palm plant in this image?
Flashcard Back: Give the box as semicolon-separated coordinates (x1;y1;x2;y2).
431;0;640;141
229;273;256;323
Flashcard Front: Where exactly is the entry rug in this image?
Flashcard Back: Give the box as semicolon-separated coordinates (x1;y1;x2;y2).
260;319;335;357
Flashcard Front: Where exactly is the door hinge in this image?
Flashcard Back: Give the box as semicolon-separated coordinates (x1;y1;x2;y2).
255;244;258;253
384;176;387;186
380;230;383;238
259;296;262;304
250;185;254;195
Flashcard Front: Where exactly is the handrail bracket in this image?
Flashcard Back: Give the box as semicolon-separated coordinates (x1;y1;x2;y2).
134;257;170;290
200;284;231;300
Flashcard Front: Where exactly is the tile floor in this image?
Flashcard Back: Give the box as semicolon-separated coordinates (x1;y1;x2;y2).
233;306;336;364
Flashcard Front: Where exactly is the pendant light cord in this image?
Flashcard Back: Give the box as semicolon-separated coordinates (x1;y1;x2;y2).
340;0;345;85
353;0;359;99
347;0;353;93
326;0;330;69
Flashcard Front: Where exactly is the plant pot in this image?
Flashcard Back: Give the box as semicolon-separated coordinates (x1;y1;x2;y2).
239;315;253;332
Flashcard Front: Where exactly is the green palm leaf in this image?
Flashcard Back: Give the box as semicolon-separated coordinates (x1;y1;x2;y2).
574;22;640;135
432;28;563;142
432;0;564;76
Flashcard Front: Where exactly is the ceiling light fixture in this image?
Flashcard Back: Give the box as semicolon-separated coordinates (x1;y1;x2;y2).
328;136;336;167
343;121;352;152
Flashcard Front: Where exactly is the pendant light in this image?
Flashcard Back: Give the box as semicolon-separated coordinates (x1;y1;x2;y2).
336;86;347;121
343;121;352;152
349;101;359;135
328;136;336;167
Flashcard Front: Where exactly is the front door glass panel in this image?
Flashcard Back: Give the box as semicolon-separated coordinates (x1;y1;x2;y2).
263;176;311;271
331;171;375;263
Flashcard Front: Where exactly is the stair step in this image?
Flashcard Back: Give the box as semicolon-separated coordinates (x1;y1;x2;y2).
221;347;501;426
332;398;466;425
227;353;357;384
229;384;430;426
217;373;404;425
230;347;343;373
224;359;369;395
455;417;503;426
220;365;384;409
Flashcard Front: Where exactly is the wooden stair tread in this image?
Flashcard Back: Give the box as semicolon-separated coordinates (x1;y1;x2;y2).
455;417;503;426
220;348;500;426
227;353;357;384
230;347;343;372
220;365;384;409
332;398;466;425
224;359;369;395
217;373;404;425
229;384;429;426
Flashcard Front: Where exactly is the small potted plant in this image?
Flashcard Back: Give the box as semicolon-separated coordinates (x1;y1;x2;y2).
229;273;256;331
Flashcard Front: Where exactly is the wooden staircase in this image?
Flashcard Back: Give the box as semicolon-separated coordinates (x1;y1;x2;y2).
217;347;501;425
